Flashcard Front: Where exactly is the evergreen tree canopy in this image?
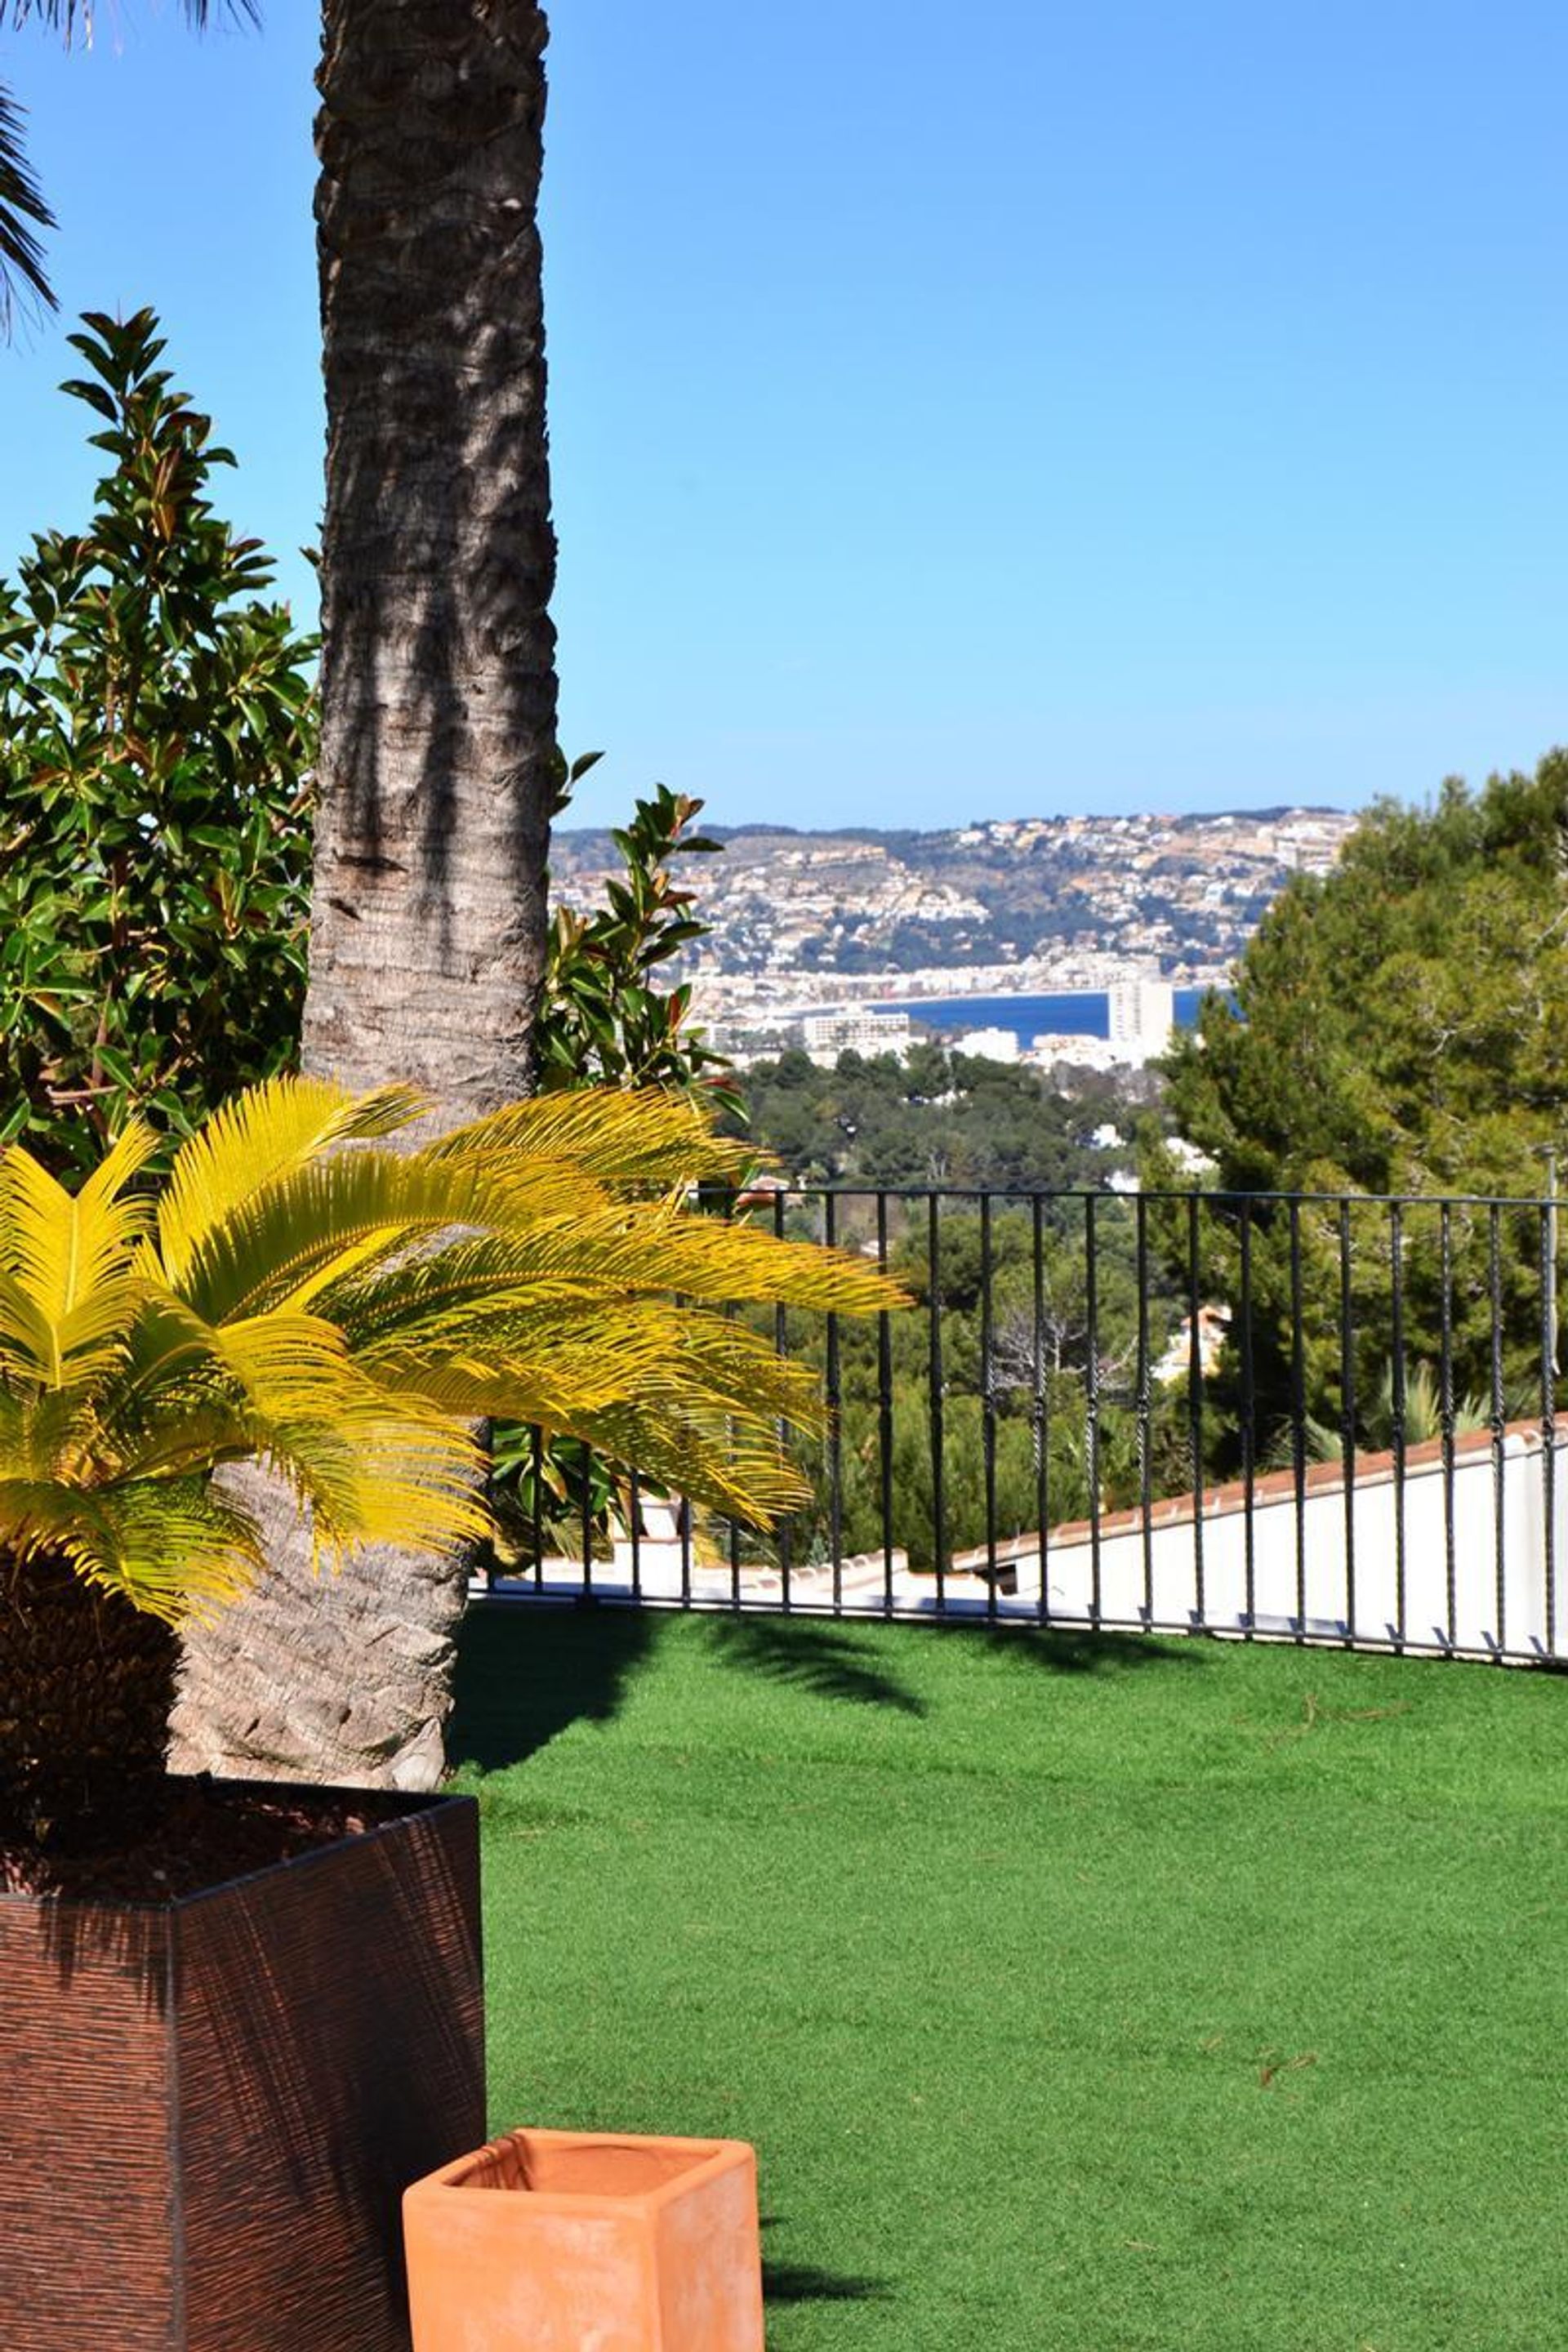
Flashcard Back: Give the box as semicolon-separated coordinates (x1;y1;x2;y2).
1163;751;1568;1201
1156;752;1568;1446
733;1044;1139;1193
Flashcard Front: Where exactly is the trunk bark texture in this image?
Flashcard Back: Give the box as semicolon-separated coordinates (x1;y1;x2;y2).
172;2;557;1792
1;1548;178;1852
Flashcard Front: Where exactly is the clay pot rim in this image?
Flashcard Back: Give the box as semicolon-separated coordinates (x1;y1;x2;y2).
416;2125;753;2213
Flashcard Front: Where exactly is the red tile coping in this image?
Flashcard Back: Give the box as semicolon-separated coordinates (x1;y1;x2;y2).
951;1418;1563;1570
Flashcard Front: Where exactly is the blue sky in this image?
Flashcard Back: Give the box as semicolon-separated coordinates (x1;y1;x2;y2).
1;2;1563;831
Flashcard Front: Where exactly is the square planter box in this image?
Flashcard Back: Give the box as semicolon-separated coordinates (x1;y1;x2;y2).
0;1784;485;2352
403;2127;764;2352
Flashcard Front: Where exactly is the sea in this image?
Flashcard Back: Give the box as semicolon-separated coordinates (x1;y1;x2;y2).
870;987;1209;1052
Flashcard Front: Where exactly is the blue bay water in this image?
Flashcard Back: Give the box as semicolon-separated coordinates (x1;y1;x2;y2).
871;988;1208;1049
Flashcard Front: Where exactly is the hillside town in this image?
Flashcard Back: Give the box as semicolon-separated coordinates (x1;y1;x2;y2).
550;803;1359;1060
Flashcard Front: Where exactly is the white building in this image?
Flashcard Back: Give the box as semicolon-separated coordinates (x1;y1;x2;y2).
1028;1031;1122;1073
1107;978;1175;1064
800;1008;911;1065
953;1026;1019;1063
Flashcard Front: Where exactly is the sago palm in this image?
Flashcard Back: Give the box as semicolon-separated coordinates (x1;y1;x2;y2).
0;1075;898;1855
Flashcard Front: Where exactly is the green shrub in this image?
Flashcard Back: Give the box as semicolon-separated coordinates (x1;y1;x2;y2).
0;310;315;1177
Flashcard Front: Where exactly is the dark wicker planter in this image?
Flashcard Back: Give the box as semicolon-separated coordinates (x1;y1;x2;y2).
0;1784;485;2352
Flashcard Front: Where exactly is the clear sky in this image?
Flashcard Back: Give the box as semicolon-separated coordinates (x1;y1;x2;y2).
1;2;1563;831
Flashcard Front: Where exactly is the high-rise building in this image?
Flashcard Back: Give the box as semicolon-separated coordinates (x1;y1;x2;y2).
1106;978;1174;1063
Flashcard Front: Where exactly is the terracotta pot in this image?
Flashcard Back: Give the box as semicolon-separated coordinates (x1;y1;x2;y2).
0;1784;484;2352
403;2127;765;2352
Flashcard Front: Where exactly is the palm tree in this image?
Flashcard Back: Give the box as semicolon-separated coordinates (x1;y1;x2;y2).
175;2;568;1790
5;2;574;1785
1;1075;897;1863
0;4;254;332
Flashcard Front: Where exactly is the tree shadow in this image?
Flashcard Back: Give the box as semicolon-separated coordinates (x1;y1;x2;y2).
448;1603;657;1772
978;1623;1208;1676
705;1615;926;1714
760;2215;891;2307
762;2260;893;2305
447;1606;1202;1775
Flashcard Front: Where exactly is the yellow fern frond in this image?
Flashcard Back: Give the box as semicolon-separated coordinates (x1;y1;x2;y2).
425;1086;756;1191
0;1472;267;1621
0;1134;154;1388
75;1117;162;1214
163;1147;616;1327
157;1073;429;1289
563;1201;906;1316
247;1383;491;1573
543;1389;814;1526
0;1383;115;1484
361;1303;688;1425
319;1209;902;1362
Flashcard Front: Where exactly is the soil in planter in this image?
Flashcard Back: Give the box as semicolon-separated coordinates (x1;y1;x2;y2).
2;1548;412;1901
0;1776;405;1903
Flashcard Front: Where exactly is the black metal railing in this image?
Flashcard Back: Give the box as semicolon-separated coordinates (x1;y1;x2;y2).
480;1183;1566;1666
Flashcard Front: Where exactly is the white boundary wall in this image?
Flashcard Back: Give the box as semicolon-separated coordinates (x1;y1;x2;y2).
961;1423;1567;1659
483;1425;1567;1664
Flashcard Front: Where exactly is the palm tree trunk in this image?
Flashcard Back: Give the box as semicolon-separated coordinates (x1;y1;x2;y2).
305;0;556;1105
1;1548;178;1854
172;1;558;1792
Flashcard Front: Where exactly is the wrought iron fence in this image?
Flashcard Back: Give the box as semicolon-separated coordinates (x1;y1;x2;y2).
479;1183;1566;1666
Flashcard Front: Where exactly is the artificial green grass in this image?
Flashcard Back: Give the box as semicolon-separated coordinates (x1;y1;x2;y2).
450;1607;1568;2352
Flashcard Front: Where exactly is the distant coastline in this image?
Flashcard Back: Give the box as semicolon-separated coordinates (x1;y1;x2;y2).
869;987;1210;1050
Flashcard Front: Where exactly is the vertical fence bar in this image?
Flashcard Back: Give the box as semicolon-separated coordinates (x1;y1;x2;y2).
825;1188;844;1611
1542;1198;1557;1658
1187;1192;1205;1628
671;1268;692;1607
877;1192;896;1617
1389;1201;1407;1651
1290;1200;1306;1639
1489;1202;1506;1656
723;1189;742;1610
1135;1192;1153;1628
1440;1203;1457;1649
929;1192;947;1613
981;1192;999;1620
482;1446;498;1593
773;1188;793;1613
530;1423;545;1593
1238;1200;1256;1634
580;1452;595;1597
1085;1193;1102;1624
1031;1193;1051;1625
628;1468;643;1602
1338;1198;1356;1644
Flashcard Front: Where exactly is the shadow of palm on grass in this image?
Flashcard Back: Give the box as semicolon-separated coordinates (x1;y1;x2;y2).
983;1623;1208;1676
448;1603;1204;1776
705;1615;926;1713
448;1602;656;1771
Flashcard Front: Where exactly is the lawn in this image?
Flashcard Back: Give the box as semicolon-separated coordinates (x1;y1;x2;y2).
450;1606;1568;2352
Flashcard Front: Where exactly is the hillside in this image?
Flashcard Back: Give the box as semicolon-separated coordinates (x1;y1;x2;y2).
549;807;1357;1010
